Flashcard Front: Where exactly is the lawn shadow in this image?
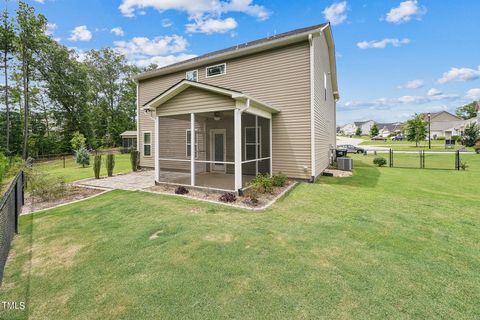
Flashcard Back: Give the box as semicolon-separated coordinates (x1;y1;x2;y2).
318;160;381;188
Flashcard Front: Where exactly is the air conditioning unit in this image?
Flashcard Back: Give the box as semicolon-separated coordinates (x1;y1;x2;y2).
337;157;353;171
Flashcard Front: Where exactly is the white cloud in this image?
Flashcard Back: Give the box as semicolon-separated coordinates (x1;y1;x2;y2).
46;23;57;36
385;0;426;24
344;92;459;109
119;0;269;34
322;1;348;25
427;88;442;96
437;66;480;84
162;18;173;27
357;38;410;49
398;79;424;89
69;25;92;42
114;35;196;67
33;0;45;3
68;47;88;62
465;88;480;100
111;27;125;36
186;17;237;34
134;54;197;68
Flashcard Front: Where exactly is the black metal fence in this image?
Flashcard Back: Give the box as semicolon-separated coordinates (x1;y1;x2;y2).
0;171;25;286
386;149;461;170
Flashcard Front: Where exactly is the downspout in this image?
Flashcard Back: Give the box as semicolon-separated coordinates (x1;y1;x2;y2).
309;33;316;182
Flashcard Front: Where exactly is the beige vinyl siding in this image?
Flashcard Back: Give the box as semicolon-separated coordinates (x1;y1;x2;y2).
138;41;312;178
313;33;336;177
158;87;235;116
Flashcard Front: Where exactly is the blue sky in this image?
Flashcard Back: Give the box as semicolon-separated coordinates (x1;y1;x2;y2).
7;0;480;124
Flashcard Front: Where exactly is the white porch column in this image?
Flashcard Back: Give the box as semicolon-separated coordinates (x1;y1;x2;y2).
190;113;196;186
234;108;242;192
270;117;273;176
154;116;160;182
255;115;258;176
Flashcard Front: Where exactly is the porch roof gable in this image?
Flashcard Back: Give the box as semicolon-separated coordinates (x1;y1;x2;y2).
141;79;279;115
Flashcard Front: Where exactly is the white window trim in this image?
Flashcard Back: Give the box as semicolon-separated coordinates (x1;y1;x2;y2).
244;126;262;161
143;131;152;157
205;63;226;78
185;69;198;81
186;129;199;159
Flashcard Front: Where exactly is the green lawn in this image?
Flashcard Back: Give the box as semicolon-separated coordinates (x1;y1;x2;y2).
358;139;474;152
1;155;479;319
34;154;132;183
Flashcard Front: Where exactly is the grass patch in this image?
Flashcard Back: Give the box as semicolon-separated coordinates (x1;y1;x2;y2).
33;154;132;183
359;139;473;152
1;155;479;319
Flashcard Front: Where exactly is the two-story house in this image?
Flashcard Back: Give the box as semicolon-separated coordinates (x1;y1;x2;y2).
134;23;339;193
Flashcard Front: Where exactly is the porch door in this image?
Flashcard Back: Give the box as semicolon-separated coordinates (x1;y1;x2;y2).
210;129;226;172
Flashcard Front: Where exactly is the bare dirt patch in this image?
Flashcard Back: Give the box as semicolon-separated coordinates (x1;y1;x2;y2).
145;180;296;209
22;186;103;214
29;238;84;276
323;169;353;177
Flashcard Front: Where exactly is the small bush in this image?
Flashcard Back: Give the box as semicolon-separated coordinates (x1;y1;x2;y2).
219;192;237;203
106;154;115;177
70;131;86;151
436;136;445;141
75;147;90;168
460;161;468;171
25;168;68;201
272;172;288;187
250;174;274;194
175;186;189;195
93;155;102;179
373;157;387;167
474;141;480;154
130;150;139;172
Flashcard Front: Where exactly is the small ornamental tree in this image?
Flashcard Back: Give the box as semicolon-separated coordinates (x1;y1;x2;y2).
71;131;86;151
373;157;387;167
75;146;90;168
355;127;362;136
463;123;480;147
130;150;139;172
370;123;379;137
404;114;427;147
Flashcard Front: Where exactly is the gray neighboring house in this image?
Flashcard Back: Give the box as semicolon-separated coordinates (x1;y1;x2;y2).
134;23;339;192
377;123;402;137
340;120;375;136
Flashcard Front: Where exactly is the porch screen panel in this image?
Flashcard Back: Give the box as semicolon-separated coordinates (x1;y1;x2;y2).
257;116;271;175
194;110;235;190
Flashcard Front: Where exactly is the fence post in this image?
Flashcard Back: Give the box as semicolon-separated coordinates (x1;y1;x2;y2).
389;149;393;168
456;150;460;170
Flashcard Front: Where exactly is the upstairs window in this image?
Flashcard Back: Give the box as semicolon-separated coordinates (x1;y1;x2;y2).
186;70;198;81
206;63;226;78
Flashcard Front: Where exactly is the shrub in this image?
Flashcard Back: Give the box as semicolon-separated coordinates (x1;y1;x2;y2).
75;147;90;168
106;154;115;177
436;136;445;141
460;161;468;171
130;150;139;172
373;157;387;167
25;168;68;201
474;140;480;154
93;155;102;179
272;172;288;187
219;192;237;203
242;190;259;206
0;153;7;185
175;186;189;195
250;174;274;194
70;131;86;151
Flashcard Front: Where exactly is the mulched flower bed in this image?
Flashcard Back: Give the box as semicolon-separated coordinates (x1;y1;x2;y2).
22;186;105;214
146;180;296;209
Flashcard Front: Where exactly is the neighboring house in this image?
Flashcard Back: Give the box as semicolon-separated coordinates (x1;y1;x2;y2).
420;111;464;139
120;131;137;151
340;120;374;135
377;122;402;137
134;23;339;192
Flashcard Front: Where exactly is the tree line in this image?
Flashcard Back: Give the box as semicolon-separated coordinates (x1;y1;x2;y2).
0;2;151;159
